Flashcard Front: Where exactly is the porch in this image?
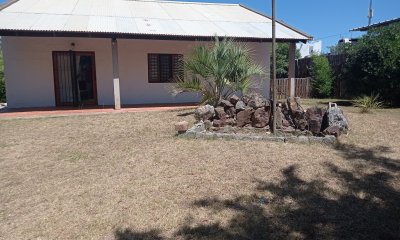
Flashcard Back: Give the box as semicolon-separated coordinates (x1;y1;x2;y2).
0;103;196;119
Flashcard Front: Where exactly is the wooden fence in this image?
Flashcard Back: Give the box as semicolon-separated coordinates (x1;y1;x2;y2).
296;54;347;97
277;78;312;99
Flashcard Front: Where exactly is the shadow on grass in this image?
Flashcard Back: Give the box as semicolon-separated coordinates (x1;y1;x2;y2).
115;143;400;240
114;228;164;240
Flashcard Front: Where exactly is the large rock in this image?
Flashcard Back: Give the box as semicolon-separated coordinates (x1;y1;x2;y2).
287;97;303;114
225;107;236;118
235;101;246;112
306;107;325;134
175;121;189;134
229;95;240;105
308;118;322;134
194;105;215;122
322;103;349;134
296;119;308;131
244;93;267;109
219;99;234;108
275;107;284;129
214;107;227;121
251;108;270;128
236;108;253;127
323;125;341;137
187;122;206;133
213;119;224;128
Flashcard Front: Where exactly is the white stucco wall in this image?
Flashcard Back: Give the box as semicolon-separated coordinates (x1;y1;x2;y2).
2;37;270;108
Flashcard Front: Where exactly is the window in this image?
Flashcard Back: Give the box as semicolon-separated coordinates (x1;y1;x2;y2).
148;54;183;83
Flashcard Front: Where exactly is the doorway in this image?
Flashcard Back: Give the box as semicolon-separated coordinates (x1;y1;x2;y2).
52;51;97;106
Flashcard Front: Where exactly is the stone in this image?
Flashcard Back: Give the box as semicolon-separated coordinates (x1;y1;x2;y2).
235;101;246;112
287;97;303;115
245;93;267;109
225;118;236;126
323;125;341;137
213;119;224;128
221;125;235;133
214;107;227;121
204;120;212;131
297;119;308;131
194;105;215;122
174;121;189;134
187;122;206;133
282;119;290;128
219;99;234;108
322;103;349;134
236;108;253;127
308;117;322;134
225;107;236;118
229;95;240;105
251;108;270;128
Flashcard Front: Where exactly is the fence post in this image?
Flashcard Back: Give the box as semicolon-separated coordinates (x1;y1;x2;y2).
290;78;295;97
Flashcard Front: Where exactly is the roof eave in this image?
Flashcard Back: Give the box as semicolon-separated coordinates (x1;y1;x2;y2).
0;29;309;42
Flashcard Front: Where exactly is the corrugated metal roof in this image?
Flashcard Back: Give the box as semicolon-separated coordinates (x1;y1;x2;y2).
351;17;400;31
0;0;312;41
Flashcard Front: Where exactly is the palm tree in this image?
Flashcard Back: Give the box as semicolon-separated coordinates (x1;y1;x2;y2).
171;38;265;107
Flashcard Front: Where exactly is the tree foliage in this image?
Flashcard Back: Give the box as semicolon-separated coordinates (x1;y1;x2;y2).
310;54;333;98
0;49;5;103
171;38;265;106
343;23;400;106
275;43;301;78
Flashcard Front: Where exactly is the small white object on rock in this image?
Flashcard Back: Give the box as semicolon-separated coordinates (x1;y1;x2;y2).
175;121;189;134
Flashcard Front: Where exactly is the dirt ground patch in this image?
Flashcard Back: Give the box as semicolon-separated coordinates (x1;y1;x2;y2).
1;105;399;239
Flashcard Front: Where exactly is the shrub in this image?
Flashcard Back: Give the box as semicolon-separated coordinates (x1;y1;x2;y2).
354;93;383;113
343;23;400;106
310;55;333;98
171;37;265;107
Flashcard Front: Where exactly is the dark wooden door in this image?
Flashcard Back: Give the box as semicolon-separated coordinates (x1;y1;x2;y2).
53;51;97;106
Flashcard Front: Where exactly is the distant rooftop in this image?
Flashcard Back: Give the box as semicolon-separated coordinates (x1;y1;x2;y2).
351;17;400;31
0;0;311;41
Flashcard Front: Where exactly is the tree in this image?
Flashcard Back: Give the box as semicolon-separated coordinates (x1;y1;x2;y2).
343;23;400;106
171;38;265;106
310;54;333;98
0;49;5;103
275;43;301;78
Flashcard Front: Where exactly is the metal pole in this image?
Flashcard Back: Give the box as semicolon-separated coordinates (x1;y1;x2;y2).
271;0;277;134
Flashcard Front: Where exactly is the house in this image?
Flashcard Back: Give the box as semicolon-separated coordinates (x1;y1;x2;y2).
297;40;322;58
351;17;400;32
0;0;311;109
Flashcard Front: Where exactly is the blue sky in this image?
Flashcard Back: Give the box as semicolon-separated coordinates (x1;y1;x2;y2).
1;0;399;52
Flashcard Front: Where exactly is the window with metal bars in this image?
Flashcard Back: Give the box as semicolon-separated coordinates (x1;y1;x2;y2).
148;54;183;83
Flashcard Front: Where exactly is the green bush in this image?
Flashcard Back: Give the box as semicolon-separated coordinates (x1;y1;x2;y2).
343;23;400;106
171;37;264;106
0;50;5;103
354;93;383;113
310;55;333;98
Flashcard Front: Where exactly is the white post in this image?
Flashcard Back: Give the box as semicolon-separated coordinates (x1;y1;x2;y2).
112;38;121;110
290;78;295;98
288;42;296;98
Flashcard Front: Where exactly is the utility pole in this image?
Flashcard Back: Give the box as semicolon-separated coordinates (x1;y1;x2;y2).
271;0;277;134
368;0;373;26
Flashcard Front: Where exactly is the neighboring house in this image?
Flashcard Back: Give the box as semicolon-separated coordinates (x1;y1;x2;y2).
351;17;400;32
0;0;311;109
297;40;322;58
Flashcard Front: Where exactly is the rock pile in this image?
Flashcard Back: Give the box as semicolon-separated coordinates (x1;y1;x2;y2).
279;98;349;136
185;95;349;138
194;93;271;129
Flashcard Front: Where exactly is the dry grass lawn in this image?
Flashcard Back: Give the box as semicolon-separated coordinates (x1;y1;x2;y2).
0;103;399;240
